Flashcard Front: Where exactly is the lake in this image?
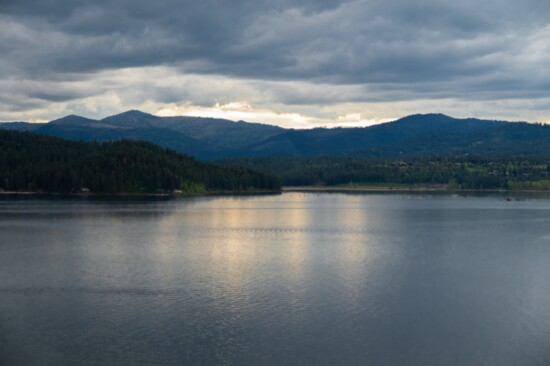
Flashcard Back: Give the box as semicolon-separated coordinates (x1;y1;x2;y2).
1;193;549;365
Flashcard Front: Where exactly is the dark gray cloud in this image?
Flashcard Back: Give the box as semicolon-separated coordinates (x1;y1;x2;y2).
1;0;550;123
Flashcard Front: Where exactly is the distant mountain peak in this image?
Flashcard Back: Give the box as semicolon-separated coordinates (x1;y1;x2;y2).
49;114;97;125
399;113;453;121
100;110;160;127
106;110;156;119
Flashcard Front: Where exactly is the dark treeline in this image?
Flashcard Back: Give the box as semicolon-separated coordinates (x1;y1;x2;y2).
0;130;280;194
222;156;550;190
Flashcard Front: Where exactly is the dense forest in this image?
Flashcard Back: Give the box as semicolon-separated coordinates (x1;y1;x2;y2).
0;130;281;194
222;156;550;190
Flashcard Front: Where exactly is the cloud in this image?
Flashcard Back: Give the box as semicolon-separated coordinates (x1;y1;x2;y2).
1;0;549;125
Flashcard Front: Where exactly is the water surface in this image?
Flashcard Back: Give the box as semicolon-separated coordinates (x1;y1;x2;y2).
1;193;549;365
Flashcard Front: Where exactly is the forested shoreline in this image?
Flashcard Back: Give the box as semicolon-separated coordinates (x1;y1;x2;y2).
0;130;281;194
222;156;550;190
5;128;550;194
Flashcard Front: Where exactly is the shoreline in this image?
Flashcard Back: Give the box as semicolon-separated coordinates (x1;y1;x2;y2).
4;186;550;197
283;185;449;193
0;189;282;198
282;186;550;193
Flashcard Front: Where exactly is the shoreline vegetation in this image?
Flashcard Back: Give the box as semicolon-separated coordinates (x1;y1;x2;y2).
283;184;550;193
223;156;550;192
5;184;550;197
0;130;281;195
0;189;281;197
284;184;462;192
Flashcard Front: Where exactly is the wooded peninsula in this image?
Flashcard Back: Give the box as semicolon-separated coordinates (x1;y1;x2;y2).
0;130;281;195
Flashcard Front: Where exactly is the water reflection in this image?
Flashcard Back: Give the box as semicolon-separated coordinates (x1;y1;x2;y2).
1;194;550;365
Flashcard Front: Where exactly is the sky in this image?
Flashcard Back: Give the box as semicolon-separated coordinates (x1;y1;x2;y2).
1;0;549;128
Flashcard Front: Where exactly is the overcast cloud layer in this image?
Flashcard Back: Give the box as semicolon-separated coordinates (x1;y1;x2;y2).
1;0;549;126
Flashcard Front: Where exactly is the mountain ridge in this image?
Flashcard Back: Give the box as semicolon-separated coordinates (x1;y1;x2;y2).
2;111;549;159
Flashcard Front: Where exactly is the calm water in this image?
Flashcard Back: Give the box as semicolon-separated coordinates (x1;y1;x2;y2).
1;193;549;365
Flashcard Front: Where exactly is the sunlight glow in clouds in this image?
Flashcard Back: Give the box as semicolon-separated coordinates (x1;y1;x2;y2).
157;102;313;128
156;102;387;128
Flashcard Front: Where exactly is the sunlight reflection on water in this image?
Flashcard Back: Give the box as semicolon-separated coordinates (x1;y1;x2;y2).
1;193;550;365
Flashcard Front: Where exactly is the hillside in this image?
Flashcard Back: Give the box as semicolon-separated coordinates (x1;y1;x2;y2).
2;111;550;159
0;130;280;194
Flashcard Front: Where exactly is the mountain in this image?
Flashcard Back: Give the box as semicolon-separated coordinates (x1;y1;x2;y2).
49;114;100;126
2;111;550;159
0;129;280;194
100;110;161;127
